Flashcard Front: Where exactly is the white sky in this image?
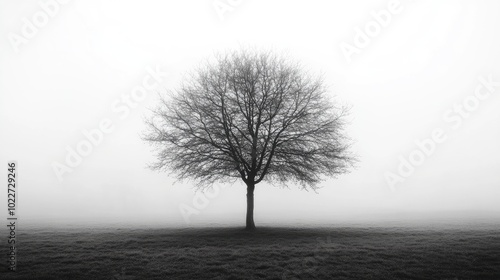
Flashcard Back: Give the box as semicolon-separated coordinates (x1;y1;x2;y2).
1;0;499;227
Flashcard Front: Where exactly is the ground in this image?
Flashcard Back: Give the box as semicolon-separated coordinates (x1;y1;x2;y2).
1;224;499;279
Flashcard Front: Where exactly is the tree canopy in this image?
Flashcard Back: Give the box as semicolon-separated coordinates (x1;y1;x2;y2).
144;50;354;192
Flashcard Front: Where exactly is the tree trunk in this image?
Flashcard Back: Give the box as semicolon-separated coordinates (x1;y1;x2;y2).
245;182;256;230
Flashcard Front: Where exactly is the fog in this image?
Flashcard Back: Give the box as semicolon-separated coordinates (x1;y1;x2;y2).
1;0;499;228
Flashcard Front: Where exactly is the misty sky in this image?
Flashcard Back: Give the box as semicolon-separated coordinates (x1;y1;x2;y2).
1;0;499;227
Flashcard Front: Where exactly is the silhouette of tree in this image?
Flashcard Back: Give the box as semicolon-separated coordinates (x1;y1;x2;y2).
144;49;354;230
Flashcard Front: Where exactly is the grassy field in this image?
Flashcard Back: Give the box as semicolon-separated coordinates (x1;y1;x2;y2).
1;224;499;279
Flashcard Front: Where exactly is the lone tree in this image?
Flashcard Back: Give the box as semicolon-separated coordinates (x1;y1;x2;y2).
143;50;354;230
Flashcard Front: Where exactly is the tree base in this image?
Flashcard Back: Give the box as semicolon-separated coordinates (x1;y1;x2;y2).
245;219;256;231
244;225;256;231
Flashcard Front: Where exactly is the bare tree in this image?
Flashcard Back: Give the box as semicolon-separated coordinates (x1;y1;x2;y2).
143;49;354;230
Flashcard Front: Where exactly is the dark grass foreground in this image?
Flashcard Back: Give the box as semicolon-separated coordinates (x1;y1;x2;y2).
1;225;499;279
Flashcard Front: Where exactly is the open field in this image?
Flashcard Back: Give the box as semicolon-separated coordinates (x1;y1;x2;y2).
1;224;499;279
